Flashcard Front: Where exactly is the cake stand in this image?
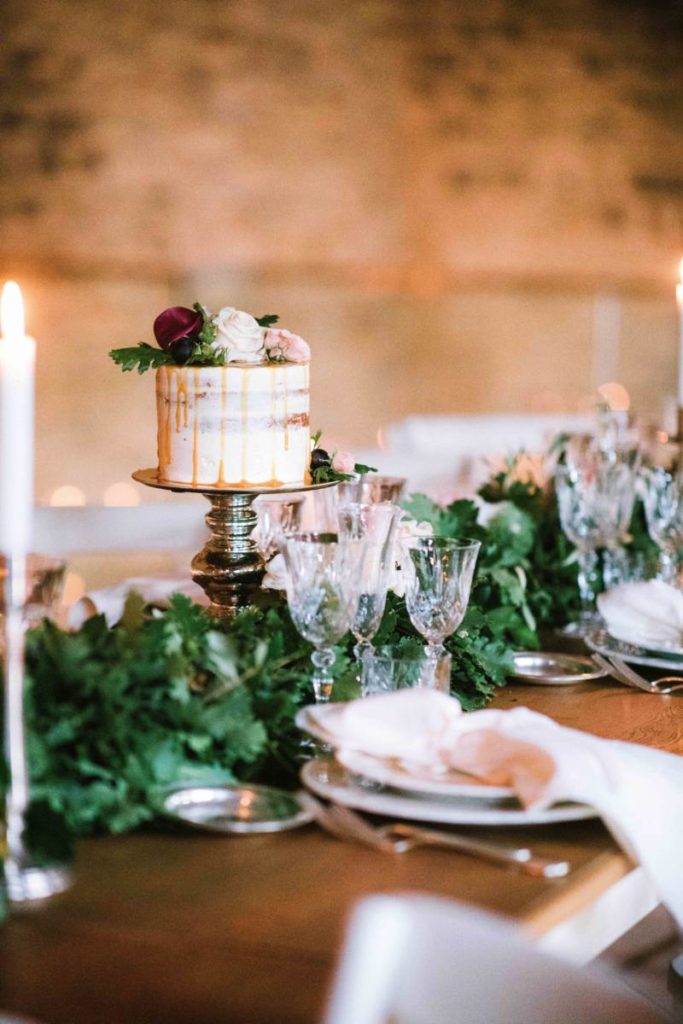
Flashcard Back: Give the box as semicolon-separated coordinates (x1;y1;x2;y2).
132;469;336;619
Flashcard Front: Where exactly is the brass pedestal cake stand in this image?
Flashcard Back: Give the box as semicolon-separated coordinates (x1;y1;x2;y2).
132;469;335;619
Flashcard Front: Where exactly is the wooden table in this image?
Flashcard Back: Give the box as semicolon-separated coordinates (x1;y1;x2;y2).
0;672;680;1024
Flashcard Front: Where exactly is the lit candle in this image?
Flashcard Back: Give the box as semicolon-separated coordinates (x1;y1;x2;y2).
0;282;36;556
677;259;683;409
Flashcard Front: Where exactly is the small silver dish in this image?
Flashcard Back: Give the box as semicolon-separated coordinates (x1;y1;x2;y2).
511;651;607;685
161;783;314;834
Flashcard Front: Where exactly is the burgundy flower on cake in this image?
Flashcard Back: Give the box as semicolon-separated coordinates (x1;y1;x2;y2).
153;306;203;351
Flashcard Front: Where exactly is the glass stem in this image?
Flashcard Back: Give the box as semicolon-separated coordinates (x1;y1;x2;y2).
659;545;678;585
311;646;335;703
576;548;599;618
425;641;446;662
353;639;372;665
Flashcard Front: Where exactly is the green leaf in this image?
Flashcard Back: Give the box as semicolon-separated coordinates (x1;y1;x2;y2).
109;343;174;374
255;314;280;327
120;591;147;634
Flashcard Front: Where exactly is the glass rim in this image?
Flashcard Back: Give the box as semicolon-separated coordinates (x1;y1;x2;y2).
404;535;481;551
336;500;401;514
357;474;406;485
367;645;451;664
284;531;341;545
254;492;305;505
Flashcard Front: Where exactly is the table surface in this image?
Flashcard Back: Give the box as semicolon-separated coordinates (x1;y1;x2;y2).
3;553;683;1023
1;673;680;1024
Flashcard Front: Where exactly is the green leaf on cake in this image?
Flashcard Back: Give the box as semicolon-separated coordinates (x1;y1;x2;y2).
255;314;279;327
109;343;174;374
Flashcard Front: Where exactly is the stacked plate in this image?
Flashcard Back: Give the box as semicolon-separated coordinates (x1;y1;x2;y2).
585;628;683;672
296;707;597;828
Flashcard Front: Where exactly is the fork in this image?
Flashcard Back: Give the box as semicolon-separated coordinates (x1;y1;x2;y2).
304;796;570;878
592;653;683;695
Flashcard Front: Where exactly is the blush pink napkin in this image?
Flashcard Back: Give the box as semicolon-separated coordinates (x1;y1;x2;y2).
304;689;683;926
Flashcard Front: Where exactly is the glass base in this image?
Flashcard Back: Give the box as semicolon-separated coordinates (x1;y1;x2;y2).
558;614;602;640
5;859;73;902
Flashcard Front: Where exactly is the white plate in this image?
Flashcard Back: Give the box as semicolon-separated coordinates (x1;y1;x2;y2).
301;759;597;827
336;748;513;800
585;629;683;671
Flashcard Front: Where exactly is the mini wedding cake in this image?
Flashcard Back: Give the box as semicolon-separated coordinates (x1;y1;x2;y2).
109;301;312;489
156;361;310;487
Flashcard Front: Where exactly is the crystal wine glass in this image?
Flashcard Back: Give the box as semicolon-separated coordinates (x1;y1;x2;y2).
254;494;304;560
642;465;683;585
403;537;480;663
336;502;400;667
334;475;407;507
281;532;362;703
555;458;636;632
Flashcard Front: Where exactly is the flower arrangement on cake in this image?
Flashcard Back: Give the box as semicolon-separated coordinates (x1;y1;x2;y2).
110;302;371;487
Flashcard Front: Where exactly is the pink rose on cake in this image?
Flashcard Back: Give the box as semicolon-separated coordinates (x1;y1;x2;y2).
332;450;355;474
264;328;311;364
212;307;266;363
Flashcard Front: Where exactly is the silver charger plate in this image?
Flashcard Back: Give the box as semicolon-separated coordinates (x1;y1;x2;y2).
585;628;683;672
511;651;607;685
301;759;597;827
161;784;314;834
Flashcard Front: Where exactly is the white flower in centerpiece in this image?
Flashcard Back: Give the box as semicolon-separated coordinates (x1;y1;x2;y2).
261;552;289;591
389;516;434;597
212;307;266;363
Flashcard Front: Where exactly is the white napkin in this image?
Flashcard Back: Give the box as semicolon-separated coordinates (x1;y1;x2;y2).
598;580;683;649
68;575;208;628
305;689;683;926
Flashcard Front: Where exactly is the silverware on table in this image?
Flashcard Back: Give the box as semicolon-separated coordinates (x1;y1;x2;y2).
592;653;683;695
303;795;570;878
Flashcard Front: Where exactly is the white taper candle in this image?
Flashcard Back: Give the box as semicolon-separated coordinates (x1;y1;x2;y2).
0;282;36;556
676;259;683;410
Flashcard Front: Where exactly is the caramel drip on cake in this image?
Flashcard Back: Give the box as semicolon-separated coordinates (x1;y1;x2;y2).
216;367;228;487
240;368;249;483
192;367;199;487
283;371;290;452
176;373;189;433
270;370;277;481
158;367;173;472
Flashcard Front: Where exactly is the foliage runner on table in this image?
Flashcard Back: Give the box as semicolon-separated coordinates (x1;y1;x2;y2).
19;455;655;841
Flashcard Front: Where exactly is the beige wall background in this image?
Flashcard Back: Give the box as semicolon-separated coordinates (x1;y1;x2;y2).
0;0;681;504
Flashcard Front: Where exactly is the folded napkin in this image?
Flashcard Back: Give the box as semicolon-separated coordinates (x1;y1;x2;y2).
305;689;683;926
68;575;208;628
598;580;683;649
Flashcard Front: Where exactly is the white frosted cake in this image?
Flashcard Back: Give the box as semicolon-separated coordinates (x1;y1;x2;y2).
110;302;314;488
156;363;310;488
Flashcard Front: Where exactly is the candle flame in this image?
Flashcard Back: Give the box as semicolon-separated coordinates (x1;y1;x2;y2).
1;281;25;340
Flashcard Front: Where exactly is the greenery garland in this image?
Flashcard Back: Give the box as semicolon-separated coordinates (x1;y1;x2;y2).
20;460;656;841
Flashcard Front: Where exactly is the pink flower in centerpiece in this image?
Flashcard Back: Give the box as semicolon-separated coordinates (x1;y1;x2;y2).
264;328;311;364
332;450;355;475
153;306;203;351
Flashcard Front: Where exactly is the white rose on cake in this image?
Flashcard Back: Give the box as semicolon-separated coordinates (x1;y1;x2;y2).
212;307;266;363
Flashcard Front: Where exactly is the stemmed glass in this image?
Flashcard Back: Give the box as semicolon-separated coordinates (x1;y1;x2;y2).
641;465;683;585
254;494;304;560
281;533;362;703
403;537;481;664
555;458;636;632
336;502;400;668
335;475;407;506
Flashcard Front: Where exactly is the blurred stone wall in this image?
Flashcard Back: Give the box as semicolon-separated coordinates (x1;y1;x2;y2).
0;0;681;503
